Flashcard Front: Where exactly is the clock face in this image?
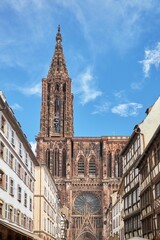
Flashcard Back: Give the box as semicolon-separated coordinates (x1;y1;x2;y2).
74;192;101;214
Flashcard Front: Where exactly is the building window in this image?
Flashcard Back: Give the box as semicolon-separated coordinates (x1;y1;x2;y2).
89;158;96;175
24;215;27;228
14;209;17;223
44;201;46;212
0;142;5;160
8;206;13;222
24;193;27;207
78;158;84;175
142;216;152;234
52;149;59;176
1;115;6;133
17;185;21;202
17;210;20;225
5;175;8;191
11;130;15;146
24;172;27;185
55;98;60;116
21;213;24;226
107;151;112;177
0;202;3;218
30;161;33;174
29;198;32;211
5;148;9;164
29;178;32;191
25;152;28;166
141;188;151;209
62;149;66;177
141;163;149;182
29;219;32;231
19;142;22;157
44;218;46;231
0;170;5;189
46;149;50;169
9;178;14;196
5;204;8;219
114;150;120;177
6;123;9;139
55;83;59;92
9;153;14;169
18;163;21;178
155;182;160;198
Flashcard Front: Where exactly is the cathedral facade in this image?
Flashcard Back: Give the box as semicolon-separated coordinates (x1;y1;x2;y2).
36;26;129;240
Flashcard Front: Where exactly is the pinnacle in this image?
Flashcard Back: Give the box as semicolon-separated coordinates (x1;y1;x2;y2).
48;25;68;78
56;24;62;44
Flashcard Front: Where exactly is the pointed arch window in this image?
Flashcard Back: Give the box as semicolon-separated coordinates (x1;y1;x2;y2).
114;150;119;178
116;149;122;177
46;149;50;169
55;83;59;92
62;149;66;177
52;149;59;177
107;151;112;177
89;158;96;175
78;158;84;175
63;83;66;93
55;98;60;116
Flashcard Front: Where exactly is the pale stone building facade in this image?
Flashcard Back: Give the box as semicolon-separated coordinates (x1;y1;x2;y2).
36;26;129;240
0;91;38;240
34;164;62;240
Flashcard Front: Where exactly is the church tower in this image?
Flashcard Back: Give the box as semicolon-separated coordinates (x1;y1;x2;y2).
36;26;73;196
40;25;73;138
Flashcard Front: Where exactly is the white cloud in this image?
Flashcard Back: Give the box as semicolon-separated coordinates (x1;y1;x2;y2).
140;42;160;77
18;82;41;96
112;102;143;117
30;141;37;154
131;81;144;90
57;0;158;52
113;90;128;101
92;102;110;115
11;103;22;110
75;67;102;105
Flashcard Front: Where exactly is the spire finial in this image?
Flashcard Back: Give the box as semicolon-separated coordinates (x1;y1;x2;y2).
58;24;60;33
56;25;62;43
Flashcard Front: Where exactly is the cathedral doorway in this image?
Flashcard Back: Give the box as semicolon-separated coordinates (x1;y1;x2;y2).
76;231;97;240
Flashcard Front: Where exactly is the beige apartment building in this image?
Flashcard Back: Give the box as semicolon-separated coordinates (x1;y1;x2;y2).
106;182;124;240
34;163;63;240
0;91;39;240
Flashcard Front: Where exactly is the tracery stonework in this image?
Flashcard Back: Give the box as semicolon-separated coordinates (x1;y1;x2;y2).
36;26;129;240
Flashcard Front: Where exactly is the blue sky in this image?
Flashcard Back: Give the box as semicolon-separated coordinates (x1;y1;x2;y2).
1;0;160;151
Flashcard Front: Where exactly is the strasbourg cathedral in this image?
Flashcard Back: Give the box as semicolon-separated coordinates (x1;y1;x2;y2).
36;26;129;240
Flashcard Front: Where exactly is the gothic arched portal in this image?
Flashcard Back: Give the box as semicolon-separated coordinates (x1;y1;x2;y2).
76;232;97;240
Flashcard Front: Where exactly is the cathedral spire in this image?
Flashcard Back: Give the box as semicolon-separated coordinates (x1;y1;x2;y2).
48;25;68;78
56;25;62;44
39;26;74;138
